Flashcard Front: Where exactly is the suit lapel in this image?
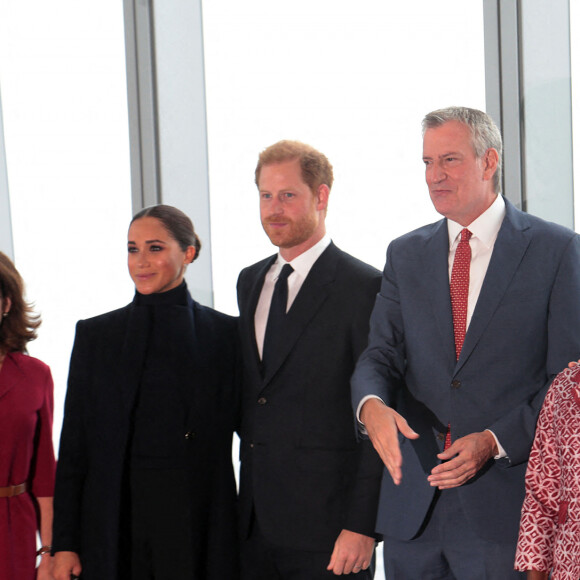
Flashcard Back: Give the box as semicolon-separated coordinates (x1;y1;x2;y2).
184;300;212;425
457;201;531;370
242;256;277;372
422;220;456;361
117;302;150;413
261;244;338;387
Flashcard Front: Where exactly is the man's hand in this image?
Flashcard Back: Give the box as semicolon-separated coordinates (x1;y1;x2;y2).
360;398;418;485
326;529;375;575
427;431;497;489
52;551;82;580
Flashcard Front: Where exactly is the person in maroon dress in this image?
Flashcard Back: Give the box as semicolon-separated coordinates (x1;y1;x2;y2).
0;252;56;580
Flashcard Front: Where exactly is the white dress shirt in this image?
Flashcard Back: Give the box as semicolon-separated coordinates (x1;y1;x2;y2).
447;193;505;331
254;234;332;359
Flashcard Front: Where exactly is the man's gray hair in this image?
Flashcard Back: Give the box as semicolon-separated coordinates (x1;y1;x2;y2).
422;106;503;193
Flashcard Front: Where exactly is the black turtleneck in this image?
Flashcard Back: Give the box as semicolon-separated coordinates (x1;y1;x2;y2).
130;282;196;470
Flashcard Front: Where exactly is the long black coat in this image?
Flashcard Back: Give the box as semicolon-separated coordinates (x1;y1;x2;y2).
53;293;239;579
237;242;383;551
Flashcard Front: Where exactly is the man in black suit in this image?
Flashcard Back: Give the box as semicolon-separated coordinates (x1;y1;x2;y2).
237;140;383;579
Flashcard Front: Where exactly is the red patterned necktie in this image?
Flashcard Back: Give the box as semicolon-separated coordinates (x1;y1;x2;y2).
450;228;472;360
446;228;472;449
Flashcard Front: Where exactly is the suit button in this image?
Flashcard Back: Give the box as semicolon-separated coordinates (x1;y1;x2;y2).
250;443;254;448
451;380;461;389
257;397;267;405
184;431;195;440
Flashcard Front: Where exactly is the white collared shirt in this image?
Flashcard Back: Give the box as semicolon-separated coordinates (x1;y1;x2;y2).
447;193;506;330
254;234;332;358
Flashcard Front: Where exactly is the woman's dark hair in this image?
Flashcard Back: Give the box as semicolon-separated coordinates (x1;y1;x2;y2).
0;252;41;353
130;205;201;262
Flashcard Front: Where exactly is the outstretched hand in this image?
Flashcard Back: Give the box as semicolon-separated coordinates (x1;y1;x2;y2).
427;431;497;489
360;398;419;485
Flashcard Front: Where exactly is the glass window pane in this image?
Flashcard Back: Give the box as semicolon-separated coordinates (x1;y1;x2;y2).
203;0;486;315
0;1;132;434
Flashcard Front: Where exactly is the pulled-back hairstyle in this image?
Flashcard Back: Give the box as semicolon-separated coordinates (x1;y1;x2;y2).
130;204;201;262
422;106;503;193
255;140;334;193
0;252;41;353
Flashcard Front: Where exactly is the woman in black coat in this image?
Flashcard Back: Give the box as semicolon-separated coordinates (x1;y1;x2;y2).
52;205;239;580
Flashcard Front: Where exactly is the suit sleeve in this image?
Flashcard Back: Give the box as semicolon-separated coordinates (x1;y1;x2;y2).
490;234;580;466
343;271;385;537
351;242;406;415
52;321;90;553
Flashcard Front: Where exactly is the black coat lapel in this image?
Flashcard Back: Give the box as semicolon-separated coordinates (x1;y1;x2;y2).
241;256;276;372
117;303;150;413
183;299;215;426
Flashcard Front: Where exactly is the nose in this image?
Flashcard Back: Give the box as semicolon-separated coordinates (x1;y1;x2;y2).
429;161;446;183
135;251;150;268
270;196;284;215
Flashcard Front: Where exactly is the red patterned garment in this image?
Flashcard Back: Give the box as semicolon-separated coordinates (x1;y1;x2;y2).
515;365;580;579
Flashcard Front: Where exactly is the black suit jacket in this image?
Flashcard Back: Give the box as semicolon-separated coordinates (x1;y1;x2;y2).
237;242;383;552
52;293;239;580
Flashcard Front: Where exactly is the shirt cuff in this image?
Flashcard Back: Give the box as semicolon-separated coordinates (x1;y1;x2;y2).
485;429;507;459
356;395;386;435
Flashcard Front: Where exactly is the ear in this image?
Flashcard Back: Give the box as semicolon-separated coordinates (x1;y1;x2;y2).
185;246;196;264
3;297;11;315
482;148;499;181
316;184;330;211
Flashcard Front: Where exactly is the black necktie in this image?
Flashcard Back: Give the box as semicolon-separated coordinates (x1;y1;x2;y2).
262;263;294;374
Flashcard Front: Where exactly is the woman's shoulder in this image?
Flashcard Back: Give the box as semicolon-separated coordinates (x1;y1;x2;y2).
76;303;133;330
7;351;51;378
547;365;580;410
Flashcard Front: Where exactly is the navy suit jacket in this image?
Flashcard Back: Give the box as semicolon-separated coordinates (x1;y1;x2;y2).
351;199;580;544
237;242;383;552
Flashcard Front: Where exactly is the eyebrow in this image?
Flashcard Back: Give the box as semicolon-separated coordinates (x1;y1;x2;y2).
127;239;167;245
423;151;463;159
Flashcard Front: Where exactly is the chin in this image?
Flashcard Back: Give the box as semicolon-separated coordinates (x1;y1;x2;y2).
134;284;157;295
265;233;286;248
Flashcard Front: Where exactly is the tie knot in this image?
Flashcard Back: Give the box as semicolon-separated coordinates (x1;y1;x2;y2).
460;228;472;242
277;263;294;283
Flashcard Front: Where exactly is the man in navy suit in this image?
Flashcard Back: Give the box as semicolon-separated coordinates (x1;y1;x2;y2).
237;140;383;578
351;107;580;579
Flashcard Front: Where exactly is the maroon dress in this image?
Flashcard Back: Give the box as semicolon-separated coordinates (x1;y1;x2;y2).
0;352;56;580
515;365;580;579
